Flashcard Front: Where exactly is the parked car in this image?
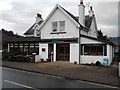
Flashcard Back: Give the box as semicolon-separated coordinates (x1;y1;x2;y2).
24;55;32;62
9;55;33;62
12;55;25;62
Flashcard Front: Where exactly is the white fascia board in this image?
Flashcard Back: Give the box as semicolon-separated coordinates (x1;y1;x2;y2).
57;5;80;27
38;4;80;31
38;4;59;31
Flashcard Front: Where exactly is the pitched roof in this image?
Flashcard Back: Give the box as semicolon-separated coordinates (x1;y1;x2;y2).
24;21;43;35
75;16;93;29
59;5;93;30
38;4;80;31
24;23;35;35
85;15;94;29
24;4;94;35
59;5;78;23
8;37;40;43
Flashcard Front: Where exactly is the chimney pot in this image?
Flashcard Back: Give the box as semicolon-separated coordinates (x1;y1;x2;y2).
90;6;93;11
89;6;94;17
80;0;83;4
37;13;42;18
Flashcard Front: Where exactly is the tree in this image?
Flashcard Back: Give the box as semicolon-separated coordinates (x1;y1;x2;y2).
97;29;107;41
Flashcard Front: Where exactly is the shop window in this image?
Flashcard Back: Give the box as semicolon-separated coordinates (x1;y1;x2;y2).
81;44;107;56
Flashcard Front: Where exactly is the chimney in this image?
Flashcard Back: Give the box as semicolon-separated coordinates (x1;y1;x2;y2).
36;13;43;23
89;6;94;17
78;0;85;27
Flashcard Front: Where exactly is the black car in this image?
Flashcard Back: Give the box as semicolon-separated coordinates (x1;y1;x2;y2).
24;55;32;62
12;55;25;62
9;55;33;62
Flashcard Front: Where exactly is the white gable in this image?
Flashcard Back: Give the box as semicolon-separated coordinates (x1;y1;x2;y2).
40;7;79;39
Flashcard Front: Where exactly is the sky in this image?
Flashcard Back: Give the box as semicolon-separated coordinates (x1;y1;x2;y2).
0;0;119;37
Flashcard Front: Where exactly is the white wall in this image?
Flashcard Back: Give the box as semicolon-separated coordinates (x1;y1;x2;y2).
81;37;103;44
39;43;48;61
80;56;108;64
80;45;113;66
107;45;113;65
81;30;88;36
80;37;113;66
35;55;41;62
41;8;79;39
70;43;79;64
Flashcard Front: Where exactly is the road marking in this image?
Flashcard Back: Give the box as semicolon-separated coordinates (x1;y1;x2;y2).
4;80;39;90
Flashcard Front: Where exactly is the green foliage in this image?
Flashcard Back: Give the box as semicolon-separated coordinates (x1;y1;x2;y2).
1;28;23;50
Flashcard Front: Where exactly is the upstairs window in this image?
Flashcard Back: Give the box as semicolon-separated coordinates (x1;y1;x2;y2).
52;22;57;32
52;21;65;32
59;21;65;31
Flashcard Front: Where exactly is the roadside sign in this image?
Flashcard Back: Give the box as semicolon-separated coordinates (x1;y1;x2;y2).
103;58;109;67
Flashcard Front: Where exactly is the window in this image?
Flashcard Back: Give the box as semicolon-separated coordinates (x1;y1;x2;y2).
59;21;65;31
81;44;107;56
52;21;65;32
42;48;46;52
52;22;57;32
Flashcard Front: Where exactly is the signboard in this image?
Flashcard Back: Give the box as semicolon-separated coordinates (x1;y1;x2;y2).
103;58;109;67
52;40;59;43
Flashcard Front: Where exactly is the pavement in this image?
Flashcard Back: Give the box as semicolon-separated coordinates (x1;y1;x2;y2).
1;60;120;87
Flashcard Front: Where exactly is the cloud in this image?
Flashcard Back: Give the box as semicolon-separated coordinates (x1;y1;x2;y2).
93;2;118;37
0;0;118;37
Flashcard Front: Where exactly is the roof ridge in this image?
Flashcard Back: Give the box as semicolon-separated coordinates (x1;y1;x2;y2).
58;5;78;22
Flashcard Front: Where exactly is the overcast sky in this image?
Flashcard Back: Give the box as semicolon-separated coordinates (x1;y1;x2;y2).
0;0;119;37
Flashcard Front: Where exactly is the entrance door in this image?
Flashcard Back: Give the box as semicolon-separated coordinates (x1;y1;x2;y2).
56;43;70;61
48;44;54;62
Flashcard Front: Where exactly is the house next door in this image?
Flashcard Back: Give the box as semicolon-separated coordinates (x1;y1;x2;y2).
56;43;70;61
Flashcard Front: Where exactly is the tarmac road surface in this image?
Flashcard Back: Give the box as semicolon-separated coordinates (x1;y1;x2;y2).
2;67;119;89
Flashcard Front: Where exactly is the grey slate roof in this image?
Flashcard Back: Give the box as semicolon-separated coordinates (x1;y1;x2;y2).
8;37;40;43
75;16;93;29
24;21;43;35
85;15;93;29
59;5;93;29
24;23;35;35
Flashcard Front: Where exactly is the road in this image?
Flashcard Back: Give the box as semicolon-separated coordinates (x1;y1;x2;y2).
2;67;119;89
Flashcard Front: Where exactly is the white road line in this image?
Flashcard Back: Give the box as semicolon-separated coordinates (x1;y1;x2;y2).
4;80;39;90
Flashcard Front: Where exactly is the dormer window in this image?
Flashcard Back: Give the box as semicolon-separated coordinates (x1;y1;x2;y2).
52;22;57;32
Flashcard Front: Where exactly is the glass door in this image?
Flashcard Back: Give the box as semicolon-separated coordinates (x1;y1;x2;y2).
56;43;70;61
48;44;54;62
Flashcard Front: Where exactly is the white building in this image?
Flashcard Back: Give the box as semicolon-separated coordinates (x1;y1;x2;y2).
22;0;115;65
